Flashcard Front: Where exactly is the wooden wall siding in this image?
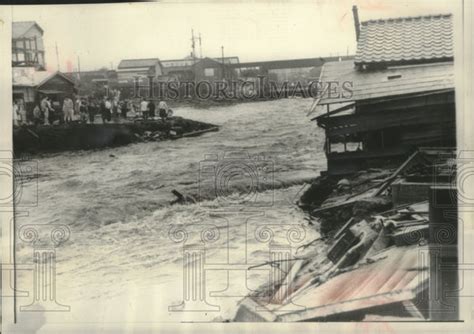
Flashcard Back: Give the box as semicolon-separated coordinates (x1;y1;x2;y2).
321;105;454;138
357;90;455;113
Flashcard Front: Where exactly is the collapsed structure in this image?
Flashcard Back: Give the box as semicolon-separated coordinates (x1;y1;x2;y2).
234;10;458;323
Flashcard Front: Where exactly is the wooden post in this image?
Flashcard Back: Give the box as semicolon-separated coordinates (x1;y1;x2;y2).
326;137;331;154
23;38;27;64
428;185;458;320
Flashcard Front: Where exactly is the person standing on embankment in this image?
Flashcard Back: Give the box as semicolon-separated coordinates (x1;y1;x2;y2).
102;97;113;123
148;100;156;119
62;97;74;124
140;98;148;120
158;100;169;121
33;104;42;126
12;100;19;127
41;96;52;125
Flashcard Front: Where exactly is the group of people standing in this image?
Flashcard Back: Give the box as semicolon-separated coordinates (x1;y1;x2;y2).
13;96;55;126
138;98;170;121
13;95;172;126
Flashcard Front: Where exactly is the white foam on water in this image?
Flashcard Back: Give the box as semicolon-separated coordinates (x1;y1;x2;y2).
14;99;326;326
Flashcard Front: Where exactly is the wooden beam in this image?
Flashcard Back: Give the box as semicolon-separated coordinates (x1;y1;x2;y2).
373;150;420;197
312;102;355;122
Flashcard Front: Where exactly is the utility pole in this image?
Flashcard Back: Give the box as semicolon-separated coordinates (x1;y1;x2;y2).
352;5;361;41
77;55;81;80
191;29;196;63
198;33;202;59
221;45;225;80
55;42;60;71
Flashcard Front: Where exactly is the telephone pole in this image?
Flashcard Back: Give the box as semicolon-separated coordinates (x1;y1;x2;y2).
198;33;202;59
55;42;60;71
221;45;225;80
77;55;81;80
191;29;196;63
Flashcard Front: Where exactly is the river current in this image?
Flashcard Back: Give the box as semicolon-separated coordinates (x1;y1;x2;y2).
14;98;327;326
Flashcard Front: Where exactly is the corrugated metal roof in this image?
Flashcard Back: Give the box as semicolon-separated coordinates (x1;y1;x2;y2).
355;14;453;65
12;21;43;39
318;60;454;105
118;58;160;69
278;246;428;321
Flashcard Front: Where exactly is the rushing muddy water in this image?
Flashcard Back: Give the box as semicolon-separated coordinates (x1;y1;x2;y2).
13;98;327;326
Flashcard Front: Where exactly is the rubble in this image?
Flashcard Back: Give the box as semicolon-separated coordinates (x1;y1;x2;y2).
233;148;456;322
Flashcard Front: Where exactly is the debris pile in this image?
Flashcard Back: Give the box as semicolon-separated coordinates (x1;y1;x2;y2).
234;148;456;322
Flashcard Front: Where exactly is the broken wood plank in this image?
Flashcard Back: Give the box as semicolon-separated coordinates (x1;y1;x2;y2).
402;300;426;319
233;297;277;322
247;257;308;270
333;217;356;240
373;150;420;197
311;198;357;215
272;259;305;304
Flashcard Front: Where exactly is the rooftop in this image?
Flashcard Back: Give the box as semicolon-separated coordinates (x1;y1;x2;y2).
12;21;43;39
13;68;74;87
280;246;428;321
318;59;454;105
118;58;161;69
161;56;239;68
355;14;453;66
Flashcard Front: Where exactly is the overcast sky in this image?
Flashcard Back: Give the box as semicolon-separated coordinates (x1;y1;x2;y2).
11;0;456;72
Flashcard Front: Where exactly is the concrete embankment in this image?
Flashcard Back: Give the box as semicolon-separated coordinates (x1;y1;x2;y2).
13;116;218;154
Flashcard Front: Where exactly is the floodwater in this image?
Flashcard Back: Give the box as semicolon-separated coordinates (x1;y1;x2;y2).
13;98;327;328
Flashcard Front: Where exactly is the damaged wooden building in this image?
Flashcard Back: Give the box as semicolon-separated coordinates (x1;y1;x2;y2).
314;13;455;175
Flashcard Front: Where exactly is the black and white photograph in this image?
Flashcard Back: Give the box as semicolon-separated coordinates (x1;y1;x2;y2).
0;0;473;332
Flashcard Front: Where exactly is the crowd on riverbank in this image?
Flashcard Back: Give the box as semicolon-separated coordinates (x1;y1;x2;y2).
12;94;172;127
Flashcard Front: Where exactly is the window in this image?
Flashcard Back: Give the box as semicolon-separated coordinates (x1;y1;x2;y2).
204;68;215;77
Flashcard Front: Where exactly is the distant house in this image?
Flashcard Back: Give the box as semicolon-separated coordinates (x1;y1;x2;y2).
65;70;118;97
314;12;454;175
161;56;240;81
117;58;163;83
191;57;239;82
13;67;76;114
160;57;196;81
12;21;46;69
